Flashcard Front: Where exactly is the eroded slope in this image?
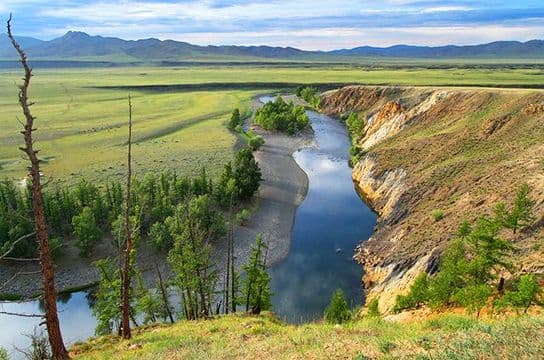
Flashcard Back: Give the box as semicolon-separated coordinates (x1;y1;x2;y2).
321;86;544;312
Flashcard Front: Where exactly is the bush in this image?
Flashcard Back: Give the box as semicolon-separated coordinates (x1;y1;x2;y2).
0;346;7;360
431;209;444;222
452;284;493;317
296;86;321;109
324;289;352;324
228;108;243;130
367;298;380;317
248;135;265;151
346;112;365;140
236;209;251;226
393;273;429;312
255;96;309;135
495;274;542;313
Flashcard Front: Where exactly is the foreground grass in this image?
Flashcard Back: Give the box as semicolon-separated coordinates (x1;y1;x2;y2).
71;312;544;359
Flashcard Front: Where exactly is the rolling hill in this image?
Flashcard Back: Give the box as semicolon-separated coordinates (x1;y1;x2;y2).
1;31;543;62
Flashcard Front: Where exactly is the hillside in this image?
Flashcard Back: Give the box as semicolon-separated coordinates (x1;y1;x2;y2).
71;312;544;359
1;32;544;61
320;86;544;312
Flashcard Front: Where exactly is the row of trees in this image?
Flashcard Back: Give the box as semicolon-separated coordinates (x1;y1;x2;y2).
394;184;541;317
1;147;262;260
255;96;309;135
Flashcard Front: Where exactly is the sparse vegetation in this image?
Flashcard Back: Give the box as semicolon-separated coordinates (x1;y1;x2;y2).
431;209;444;222
394;184;539;316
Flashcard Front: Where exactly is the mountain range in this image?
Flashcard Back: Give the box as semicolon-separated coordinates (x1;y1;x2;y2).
1;31;543;61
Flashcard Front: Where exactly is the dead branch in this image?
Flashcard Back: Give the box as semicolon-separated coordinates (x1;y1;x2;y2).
0;232;36;260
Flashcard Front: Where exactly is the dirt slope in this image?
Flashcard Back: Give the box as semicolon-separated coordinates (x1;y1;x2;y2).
321;86;544;312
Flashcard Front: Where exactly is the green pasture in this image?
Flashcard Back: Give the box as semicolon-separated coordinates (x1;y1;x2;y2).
1;65;543;184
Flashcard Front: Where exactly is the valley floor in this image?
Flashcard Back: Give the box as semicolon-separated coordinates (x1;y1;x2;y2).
71;310;544;359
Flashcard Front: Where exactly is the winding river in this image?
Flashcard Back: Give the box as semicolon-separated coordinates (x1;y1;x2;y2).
0;98;377;356
266;99;377;323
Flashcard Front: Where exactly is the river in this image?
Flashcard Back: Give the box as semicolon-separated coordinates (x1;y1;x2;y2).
0;97;377;356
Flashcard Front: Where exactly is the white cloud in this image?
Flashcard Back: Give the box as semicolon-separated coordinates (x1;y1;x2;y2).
420;6;474;14
40;0;363;22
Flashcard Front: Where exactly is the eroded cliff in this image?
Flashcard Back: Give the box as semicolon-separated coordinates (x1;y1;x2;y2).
321;86;544;312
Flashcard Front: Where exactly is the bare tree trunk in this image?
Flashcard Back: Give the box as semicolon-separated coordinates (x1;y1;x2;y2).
7;15;69;360
155;263;175;323
229;195;236;313
120;95;133;339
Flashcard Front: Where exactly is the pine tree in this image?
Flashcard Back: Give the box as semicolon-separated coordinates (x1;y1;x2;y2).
324;289;352;324
242;235;272;314
495;183;535;234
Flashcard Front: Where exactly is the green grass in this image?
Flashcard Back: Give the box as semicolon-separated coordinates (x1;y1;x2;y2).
70;312;544;359
1;65;543;184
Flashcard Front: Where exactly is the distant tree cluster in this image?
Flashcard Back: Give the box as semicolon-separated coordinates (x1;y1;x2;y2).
295;86;321;109
394;184;541;317
255;96;309;135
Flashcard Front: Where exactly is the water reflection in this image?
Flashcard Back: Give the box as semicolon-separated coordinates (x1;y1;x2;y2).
269;110;377;323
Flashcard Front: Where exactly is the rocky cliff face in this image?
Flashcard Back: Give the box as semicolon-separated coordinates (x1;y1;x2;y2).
321;86;544;313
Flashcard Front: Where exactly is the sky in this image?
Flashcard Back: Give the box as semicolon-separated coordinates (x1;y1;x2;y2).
1;0;544;50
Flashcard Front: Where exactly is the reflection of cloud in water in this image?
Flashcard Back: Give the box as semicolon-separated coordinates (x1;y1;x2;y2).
270;110;376;323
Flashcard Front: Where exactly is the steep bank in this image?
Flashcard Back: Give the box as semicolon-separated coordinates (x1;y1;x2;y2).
321;86;544;312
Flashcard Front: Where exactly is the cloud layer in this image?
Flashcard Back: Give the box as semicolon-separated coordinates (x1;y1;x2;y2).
2;0;543;50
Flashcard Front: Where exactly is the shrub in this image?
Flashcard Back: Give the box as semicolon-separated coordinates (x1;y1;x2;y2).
393;273;429;312
236;209;251;226
0;346;7;360
248;135;265;151
367;298;380;317
431;209;444;222
495;274;542;314
346;112;365;140
228;108;243;130
452;284;493;317
324;289;352;324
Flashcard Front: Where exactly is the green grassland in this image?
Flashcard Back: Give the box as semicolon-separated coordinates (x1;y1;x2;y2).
71;312;544;359
1;65;543;184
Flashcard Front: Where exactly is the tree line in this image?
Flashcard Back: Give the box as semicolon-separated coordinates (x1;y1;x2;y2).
0;147;261;260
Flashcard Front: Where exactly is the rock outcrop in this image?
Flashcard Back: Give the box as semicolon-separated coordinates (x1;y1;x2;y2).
321;86;544;313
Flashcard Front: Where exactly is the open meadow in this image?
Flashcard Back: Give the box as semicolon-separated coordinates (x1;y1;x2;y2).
1;64;544;184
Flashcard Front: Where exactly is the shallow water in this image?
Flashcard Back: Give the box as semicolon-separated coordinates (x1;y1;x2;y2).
266;100;377;323
0;97;377;355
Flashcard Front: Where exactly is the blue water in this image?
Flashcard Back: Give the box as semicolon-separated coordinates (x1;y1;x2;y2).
268;108;377;323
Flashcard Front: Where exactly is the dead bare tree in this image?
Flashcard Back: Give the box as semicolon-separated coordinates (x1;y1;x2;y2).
6;14;69;359
120;95;133;339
